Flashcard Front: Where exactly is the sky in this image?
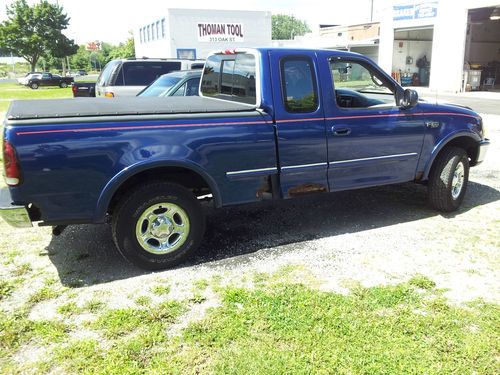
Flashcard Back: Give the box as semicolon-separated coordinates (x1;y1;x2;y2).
0;0;382;45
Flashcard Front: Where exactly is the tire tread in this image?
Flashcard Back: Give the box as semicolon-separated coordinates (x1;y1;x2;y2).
427;147;469;212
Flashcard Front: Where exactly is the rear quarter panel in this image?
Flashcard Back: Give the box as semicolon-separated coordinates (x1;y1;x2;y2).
5;112;276;224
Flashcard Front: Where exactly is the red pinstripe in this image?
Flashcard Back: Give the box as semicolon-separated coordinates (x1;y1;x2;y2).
15;111;478;136
16;119;267;136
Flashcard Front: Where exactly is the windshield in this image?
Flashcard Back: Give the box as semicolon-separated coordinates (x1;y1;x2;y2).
138;75;183;97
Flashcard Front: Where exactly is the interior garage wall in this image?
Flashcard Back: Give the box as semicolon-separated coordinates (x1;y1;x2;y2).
468;42;500;64
465;21;500;64
392;40;433;73
349;46;379;63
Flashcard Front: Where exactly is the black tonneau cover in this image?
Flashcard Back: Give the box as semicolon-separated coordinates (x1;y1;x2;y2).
7;96;256;121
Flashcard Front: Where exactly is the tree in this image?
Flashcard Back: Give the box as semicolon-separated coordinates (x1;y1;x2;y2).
272;14;311;40
108;35;135;60
0;0;77;71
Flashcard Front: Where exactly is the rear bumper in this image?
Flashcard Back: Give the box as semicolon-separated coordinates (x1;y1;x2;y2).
0;188;32;228
476;138;490;164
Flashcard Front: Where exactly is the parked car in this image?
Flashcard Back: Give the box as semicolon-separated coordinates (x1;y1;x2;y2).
137;70;202;97
76;69;87;76
71;81;96;98
1;48;489;270
72;59;203;98
95;58;204;98
17;72;43;85
26;72;73;89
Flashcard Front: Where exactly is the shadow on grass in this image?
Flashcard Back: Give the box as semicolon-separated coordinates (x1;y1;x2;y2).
47;181;500;287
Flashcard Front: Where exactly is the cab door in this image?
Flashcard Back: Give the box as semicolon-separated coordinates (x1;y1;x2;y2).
268;50;328;198
322;55;425;191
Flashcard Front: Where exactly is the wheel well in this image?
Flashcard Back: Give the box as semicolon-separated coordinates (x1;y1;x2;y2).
107;167;213;215
426;136;479;180
441;136;479;165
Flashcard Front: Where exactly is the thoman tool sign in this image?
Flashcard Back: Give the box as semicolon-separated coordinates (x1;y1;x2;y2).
197;23;244;42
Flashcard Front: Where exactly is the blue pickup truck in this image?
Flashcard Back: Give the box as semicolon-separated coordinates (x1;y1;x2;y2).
1;48;489;269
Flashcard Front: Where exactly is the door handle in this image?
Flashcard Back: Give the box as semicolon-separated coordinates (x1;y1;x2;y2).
332;126;351;136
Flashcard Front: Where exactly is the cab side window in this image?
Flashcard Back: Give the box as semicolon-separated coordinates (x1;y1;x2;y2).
281;58;318;113
330;59;396;108
172;83;186;96
186;78;200;96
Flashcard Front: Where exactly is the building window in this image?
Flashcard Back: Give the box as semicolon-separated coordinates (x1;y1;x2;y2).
161;19;165;38
147;25;150;42
176;49;196;59
151;23;155;40
139;28;143;44
156;21;160;40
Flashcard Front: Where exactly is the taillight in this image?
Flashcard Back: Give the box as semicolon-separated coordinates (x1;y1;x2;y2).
71;83;77;95
3;140;21;186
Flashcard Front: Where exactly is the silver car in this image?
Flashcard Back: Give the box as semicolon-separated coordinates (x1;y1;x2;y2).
95;58;204;98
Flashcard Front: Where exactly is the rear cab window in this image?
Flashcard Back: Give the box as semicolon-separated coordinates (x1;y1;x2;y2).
120;61;182;86
200;51;258;105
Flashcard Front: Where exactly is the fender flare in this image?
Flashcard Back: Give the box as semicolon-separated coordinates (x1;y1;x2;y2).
422;130;480;180
93;159;222;222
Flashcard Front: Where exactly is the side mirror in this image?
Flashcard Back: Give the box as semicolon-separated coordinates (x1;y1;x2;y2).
401;89;418;109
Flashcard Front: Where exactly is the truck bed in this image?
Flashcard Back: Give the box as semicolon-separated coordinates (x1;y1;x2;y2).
6;96;257;123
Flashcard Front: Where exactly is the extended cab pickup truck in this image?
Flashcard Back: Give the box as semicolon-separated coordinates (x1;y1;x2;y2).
1;48;489;269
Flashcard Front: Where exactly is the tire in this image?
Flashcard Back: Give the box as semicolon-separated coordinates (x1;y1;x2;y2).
427;147;469;212
112;182;205;270
30;82;39;89
60;82;68;88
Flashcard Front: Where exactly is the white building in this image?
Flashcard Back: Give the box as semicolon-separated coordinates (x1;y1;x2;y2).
134;8;272;60
274;0;500;93
378;0;500;92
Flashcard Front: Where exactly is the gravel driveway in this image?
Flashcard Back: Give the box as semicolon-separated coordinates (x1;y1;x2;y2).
1;114;499;319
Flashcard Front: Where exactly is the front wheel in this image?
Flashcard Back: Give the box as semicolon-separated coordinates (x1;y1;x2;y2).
30;82;39;89
60;82;68;88
112;182;205;270
427;147;469;212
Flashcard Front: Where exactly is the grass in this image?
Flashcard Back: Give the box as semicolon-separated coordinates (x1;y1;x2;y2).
0;279;14;300
28;278;63;304
91;301;185;339
180;281;498;374
5;276;493;374
0;82;72;101
151;284;170;296
0;310;69;357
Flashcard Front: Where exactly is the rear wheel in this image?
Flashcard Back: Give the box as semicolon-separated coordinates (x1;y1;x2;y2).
427;147;469;212
60;82;68;88
112;182;205;270
30;82;39;89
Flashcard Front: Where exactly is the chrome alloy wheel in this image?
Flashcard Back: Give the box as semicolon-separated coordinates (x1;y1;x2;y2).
451;161;465;200
135;203;190;254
